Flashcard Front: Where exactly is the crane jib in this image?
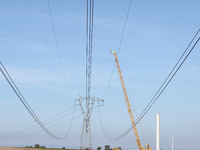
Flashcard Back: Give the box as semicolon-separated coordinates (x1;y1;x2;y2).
110;49;151;150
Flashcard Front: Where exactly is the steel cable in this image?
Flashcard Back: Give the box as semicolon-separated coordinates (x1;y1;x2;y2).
0;105;77;138
104;0;133;100
114;36;200;140
47;0;72;102
0;105;102;140
0;113;82;140
0;62;75;139
0;63;56;138
99;30;200;141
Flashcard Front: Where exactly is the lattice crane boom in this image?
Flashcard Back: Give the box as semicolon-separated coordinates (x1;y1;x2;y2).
110;49;151;150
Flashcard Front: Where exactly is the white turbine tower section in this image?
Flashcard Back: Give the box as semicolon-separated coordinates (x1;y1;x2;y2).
170;136;174;150
156;113;160;150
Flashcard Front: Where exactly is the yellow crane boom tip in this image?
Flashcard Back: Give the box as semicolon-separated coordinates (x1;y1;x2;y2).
110;48;116;54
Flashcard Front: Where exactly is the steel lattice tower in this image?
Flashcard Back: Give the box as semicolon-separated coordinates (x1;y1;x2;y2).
75;97;104;150
81;0;95;149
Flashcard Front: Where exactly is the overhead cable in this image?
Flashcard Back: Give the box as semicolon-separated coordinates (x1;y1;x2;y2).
99;29;200;141
115;35;200;140
0;105;78;139
0;104;102;140
47;0;72;102
86;0;94;100
104;0;133;100
0;113;82;140
0;62;73;140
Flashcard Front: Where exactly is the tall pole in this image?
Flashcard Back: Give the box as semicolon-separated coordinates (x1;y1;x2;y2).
156;113;160;150
170;136;174;150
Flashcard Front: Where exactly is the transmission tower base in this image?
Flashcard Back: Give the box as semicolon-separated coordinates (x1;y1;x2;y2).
75;96;104;150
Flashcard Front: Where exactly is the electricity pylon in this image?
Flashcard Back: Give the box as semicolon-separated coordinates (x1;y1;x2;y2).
75;96;104;150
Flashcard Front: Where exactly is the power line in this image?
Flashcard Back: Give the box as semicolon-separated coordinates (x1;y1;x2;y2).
104;0;133;100
0;105;81;139
135;29;200;126
46;0;72;102
116;36;200;140
81;0;95;149
99;29;200;141
0;62;53;137
0;62;74;140
86;0;94;100
0;113;82;140
0;104;101;140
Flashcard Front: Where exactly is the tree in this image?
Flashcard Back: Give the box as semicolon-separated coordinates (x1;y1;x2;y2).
97;146;101;150
105;145;110;150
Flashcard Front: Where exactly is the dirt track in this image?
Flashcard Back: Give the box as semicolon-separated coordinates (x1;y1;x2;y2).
0;147;33;150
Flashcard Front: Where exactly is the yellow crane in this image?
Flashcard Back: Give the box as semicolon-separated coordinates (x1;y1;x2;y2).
110;49;151;150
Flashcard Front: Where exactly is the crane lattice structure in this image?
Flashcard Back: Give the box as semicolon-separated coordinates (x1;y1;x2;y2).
110;49;151;150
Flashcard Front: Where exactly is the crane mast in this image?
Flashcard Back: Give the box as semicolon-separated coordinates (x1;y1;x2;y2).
110;49;151;150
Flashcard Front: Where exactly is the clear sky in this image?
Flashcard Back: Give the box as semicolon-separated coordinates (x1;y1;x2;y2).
0;1;200;150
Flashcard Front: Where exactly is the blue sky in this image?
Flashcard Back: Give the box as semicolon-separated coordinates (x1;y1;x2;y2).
0;1;200;150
